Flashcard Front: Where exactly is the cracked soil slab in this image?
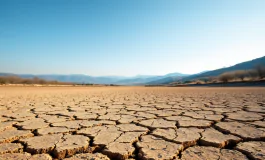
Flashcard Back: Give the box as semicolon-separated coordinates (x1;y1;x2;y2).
236;141;265;160
181;146;249;160
136;135;183;160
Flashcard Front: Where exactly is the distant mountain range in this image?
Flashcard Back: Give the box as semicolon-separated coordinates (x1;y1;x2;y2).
146;71;208;85
1;56;265;85
0;72;189;85
115;72;189;85
174;55;265;84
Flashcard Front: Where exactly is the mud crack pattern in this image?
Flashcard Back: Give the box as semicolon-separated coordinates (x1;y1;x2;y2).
0;86;264;160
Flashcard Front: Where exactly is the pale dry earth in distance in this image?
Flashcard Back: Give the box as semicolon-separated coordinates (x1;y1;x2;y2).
0;86;264;160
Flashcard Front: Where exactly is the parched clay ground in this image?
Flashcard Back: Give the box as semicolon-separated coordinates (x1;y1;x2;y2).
0;86;264;160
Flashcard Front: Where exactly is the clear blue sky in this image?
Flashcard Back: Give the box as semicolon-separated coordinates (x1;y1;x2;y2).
0;0;265;76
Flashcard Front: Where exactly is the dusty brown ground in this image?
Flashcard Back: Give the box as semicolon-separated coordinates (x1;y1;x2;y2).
0;86;264;160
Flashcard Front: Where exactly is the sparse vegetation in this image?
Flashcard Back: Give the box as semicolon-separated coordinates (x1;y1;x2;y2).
82;83;94;86
184;80;192;84
234;70;247;81
247;70;258;80
173;64;265;86
216;65;265;83
0;76;73;85
201;77;212;83
255;65;265;79
218;72;233;83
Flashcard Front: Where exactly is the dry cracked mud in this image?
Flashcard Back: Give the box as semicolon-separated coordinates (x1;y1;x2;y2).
0;86;264;160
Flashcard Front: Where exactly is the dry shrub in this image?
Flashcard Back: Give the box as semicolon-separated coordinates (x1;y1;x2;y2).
218;72;234;83
255;65;265;79
247;70;258;80
202;77;215;83
0;76;72;85
193;80;205;84
218;65;265;83
234;70;247;81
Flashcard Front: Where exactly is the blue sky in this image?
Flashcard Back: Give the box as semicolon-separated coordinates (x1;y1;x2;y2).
0;0;265;76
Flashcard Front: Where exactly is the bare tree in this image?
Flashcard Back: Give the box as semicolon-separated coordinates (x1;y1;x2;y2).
234;70;247;81
255;65;265;79
247;69;258;80
218;72;233;83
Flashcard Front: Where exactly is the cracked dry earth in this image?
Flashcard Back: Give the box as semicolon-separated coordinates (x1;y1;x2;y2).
0;87;265;160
